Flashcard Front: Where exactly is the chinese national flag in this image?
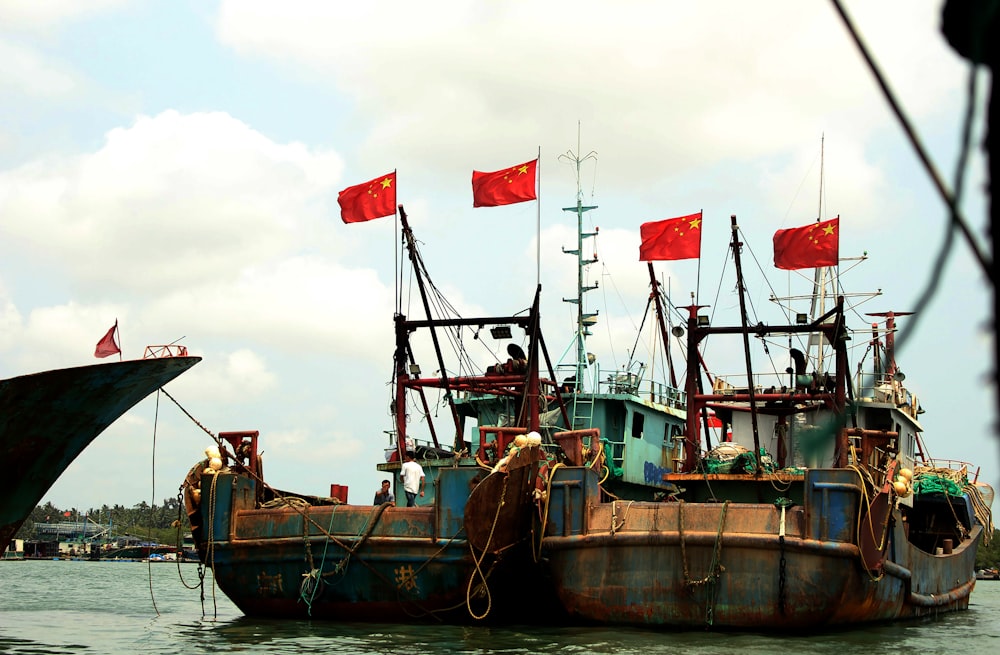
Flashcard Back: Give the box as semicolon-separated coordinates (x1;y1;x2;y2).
338;172;396;223
773;217;839;270
638;212;702;261
472;159;537;207
94;321;120;358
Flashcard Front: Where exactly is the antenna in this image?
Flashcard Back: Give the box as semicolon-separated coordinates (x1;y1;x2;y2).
558;122;599;392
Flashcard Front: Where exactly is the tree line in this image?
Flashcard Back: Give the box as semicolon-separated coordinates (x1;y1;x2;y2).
977;530;1000;570
15;497;188;547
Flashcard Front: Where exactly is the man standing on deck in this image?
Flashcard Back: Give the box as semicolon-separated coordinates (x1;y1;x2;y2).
400;451;425;507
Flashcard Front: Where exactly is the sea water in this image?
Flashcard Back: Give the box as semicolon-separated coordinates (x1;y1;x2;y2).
1;559;998;654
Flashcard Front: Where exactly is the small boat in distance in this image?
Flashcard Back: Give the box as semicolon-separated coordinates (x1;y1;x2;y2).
1;349;201;549
538;214;994;629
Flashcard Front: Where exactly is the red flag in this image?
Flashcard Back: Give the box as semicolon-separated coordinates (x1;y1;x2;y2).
638;212;702;261
95;321;120;358
472;159;537;207
63;511;71;517
773;217;839;270
338;172;396;223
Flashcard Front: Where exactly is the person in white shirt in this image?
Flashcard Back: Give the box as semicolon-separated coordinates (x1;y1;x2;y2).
400;451;425;507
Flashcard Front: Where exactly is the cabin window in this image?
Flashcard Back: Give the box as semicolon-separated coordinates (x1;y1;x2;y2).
631;411;645;439
867;408;893;432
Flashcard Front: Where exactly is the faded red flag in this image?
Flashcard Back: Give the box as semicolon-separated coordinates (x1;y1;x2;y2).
472;159;537;207
338;172;396;223
95;321;120;358
773;217;839;270
639;212;702;261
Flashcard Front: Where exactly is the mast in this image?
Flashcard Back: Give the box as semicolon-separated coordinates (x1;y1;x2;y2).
867;310;913;382
808;135;834;373
397;206;464;453
682;300;708;471
558;132;598;393
730;215;763;469
648;263;677;388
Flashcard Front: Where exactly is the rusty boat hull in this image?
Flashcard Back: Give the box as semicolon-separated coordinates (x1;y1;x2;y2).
0;356;201;548
191;448;551;622
540;466;984;629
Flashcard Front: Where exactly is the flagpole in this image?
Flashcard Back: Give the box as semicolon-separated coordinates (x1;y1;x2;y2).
695;211;703;307
115;319;122;362
536;146;541;287
394;168;400;316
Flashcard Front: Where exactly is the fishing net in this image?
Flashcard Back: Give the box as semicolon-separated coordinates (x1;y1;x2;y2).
912;465;967;495
700;444;776;474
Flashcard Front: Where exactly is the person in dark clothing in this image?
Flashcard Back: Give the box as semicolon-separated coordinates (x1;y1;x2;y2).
373;479;395;505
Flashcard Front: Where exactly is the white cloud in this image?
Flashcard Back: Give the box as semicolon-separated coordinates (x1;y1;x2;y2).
214;0;968;188
0;110;344;294
0;38;78;97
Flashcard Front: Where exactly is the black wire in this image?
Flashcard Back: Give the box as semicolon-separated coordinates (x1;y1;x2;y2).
829;0;992;279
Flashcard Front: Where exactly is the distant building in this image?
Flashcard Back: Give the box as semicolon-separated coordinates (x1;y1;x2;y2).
33;521;105;540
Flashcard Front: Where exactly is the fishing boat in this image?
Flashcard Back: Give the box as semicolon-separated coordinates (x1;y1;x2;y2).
183;206;569;622
0;349;201;550
537;214;994;629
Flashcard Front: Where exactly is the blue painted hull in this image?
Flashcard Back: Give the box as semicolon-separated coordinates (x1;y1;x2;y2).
193;451;554;622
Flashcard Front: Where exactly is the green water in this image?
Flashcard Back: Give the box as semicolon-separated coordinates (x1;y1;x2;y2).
1;559;998;654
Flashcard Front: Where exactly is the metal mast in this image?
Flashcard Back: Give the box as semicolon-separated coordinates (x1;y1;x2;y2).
808;135;834;373
558;130;598;393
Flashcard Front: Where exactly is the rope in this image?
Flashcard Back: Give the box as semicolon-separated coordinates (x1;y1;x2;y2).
848;466;887;581
966;484;994;545
465;473;509;620
299;506;324;615
173;487;202;591
142;391;161;615
610;500;634;535
679;500;730;590
678;500;729;627
321;503;393;581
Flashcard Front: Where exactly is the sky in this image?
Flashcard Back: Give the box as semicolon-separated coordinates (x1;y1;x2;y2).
1;0;996;514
